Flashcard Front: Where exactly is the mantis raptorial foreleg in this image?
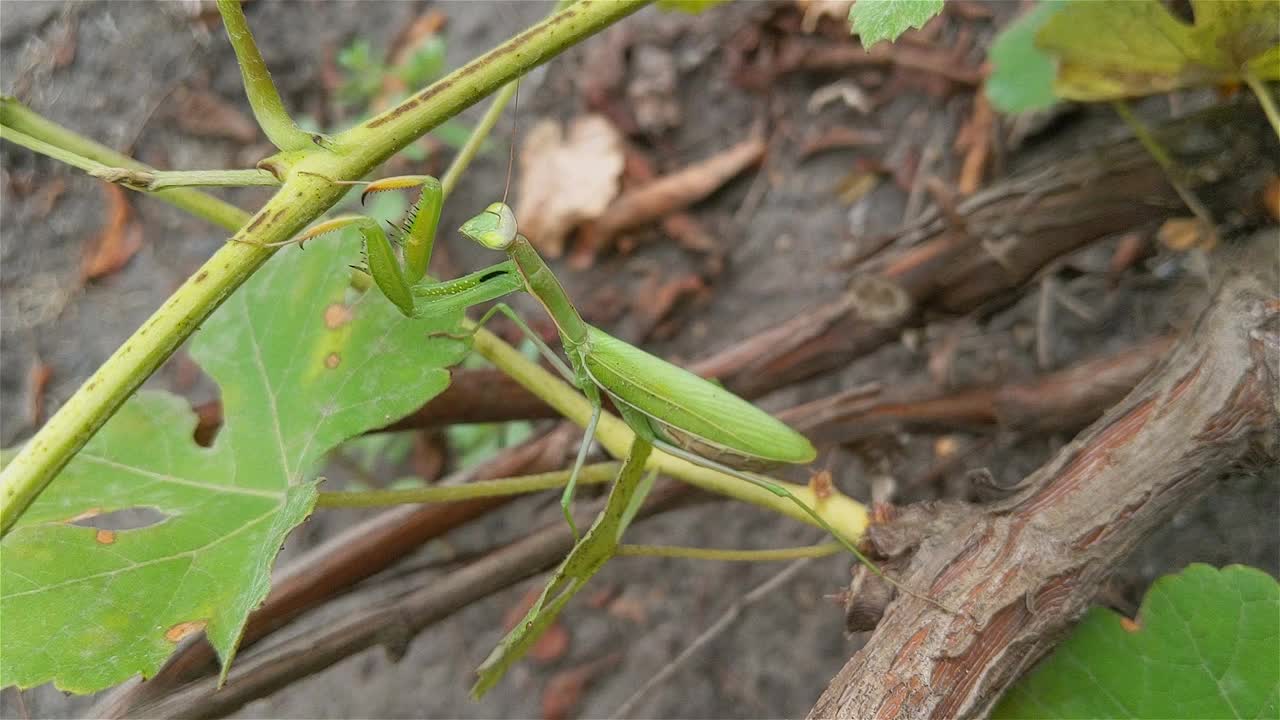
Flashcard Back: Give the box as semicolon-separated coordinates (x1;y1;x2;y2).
268;175;445;317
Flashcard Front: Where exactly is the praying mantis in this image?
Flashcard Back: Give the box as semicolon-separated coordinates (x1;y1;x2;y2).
292;181;858;547
275;128;955;690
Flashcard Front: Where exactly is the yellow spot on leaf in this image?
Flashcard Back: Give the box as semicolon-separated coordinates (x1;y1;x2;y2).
324;303;354;329
325;352;341;369
95;529;116;544
165;619;208;643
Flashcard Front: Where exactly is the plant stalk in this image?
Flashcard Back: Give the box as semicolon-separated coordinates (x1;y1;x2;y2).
0;97;250;230
1243;71;1280;141
216;0;315;151
316;462;620;507
617;542;842;561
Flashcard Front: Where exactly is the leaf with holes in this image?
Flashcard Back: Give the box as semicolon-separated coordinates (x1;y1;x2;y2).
993;564;1280;719
1036;0;1280;101
848;0;944;47
0;233;467;693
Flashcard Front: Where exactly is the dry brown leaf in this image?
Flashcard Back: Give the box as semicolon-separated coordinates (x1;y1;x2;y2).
81;184;143;281
515;115;625;257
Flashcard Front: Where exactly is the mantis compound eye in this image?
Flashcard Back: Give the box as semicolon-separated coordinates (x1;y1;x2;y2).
459;202;518;250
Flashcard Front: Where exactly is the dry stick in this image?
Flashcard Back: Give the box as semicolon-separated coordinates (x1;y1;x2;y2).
780;334;1175;446
808;273;1279;719
129;484;698;720
699;104;1272;398
608;556;819;719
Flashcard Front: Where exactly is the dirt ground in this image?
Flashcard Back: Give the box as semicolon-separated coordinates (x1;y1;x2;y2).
1;2;1276;718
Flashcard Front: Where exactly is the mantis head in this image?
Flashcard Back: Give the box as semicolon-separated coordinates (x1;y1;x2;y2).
459;202;518;250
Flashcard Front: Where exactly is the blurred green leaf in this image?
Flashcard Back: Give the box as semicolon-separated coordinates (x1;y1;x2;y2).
397;36;447;90
849;0;944;47
0;233;468;693
986;2;1062;113
993;564;1280;719
1037;0;1280;101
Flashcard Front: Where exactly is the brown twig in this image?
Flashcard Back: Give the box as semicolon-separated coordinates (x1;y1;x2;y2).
781;335;1176;445
703;104;1272;398
777;38;984;88
808;273;1279;718
575;134;766;264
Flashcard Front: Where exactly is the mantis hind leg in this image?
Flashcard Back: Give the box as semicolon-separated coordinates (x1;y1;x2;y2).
561;398;603;542
649;437;962;617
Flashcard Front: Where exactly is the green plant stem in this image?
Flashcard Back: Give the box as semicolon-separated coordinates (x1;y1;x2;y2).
1243;71;1280;141
1111;100;1216;234
0;97;249;230
216;0;314;151
467;325;870;542
0;126;109;174
440;81;520;199
617;542;842;562
90;167;279;190
0;0;649;536
316;462;620;508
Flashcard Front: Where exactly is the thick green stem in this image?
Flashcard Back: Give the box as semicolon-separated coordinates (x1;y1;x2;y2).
316;462;620;508
90;167;279;191
0;97;249;230
216;0;314;151
0;0;651;536
617;542;842;561
467;326;870;543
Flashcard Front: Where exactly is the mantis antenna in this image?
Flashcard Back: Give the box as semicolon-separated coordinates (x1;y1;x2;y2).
501;78;520;207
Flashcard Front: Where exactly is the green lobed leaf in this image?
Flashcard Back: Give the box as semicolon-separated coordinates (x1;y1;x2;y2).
0;233;468;693
986;2;1062;113
1036;0;1280;101
993;564;1280;719
848;0;945;48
